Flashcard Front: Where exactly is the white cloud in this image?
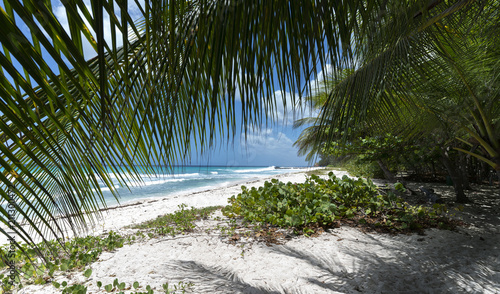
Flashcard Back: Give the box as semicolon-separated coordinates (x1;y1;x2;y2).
236;128;306;166
270;90;294;125
269;90;315;126
315;64;335;83
308;63;334;97
244;128;293;150
53;0;143;59
265;65;335;127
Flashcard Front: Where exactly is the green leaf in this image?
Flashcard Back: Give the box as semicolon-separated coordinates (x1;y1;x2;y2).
83;268;92;278
60;263;68;271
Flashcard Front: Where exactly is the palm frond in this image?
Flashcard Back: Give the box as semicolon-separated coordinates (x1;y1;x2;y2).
0;0;388;253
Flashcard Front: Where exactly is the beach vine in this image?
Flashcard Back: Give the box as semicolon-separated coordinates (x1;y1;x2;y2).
0;204;216;293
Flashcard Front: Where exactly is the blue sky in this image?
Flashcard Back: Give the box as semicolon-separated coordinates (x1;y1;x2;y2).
191;112;311;167
5;0;331;167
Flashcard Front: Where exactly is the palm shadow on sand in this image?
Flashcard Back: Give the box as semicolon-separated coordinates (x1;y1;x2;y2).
164;260;283;294
151;186;500;293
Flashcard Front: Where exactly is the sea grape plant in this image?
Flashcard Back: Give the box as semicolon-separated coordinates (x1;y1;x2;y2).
223;172;455;233
223;172;386;228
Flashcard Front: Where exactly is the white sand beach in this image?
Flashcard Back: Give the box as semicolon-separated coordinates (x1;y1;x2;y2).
14;169;500;293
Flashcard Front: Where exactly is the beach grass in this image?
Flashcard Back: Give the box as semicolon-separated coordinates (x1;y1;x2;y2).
130;204;221;237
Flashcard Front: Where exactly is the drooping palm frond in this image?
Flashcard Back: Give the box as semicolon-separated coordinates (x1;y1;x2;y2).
3;0;495;256
1;0;403;255
312;0;500;169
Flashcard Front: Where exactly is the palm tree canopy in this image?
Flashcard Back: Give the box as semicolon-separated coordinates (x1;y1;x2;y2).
311;0;500;169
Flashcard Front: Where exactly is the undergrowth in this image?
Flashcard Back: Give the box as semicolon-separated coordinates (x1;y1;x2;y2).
0;231;126;293
130;204;220;237
0;205;217;293
337;159;385;179
0;176;462;293
222;172;461;235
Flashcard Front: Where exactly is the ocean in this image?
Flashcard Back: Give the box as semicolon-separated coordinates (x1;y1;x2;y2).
98;166;309;206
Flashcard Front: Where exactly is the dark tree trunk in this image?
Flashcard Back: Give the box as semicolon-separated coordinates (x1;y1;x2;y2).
377;160;396;181
440;148;469;203
482;161;490;184
459;153;472;190
496;169;500;189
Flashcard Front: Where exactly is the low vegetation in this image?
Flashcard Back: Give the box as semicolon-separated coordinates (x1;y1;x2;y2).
0;175;462;293
0;204;215;294
223;173;462;235
130;204;220;237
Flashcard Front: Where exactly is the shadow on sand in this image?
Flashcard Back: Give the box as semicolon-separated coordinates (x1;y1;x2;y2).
162;185;499;293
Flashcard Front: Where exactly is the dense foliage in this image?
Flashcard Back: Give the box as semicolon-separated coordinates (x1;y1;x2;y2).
224;174;378;228
317;132;446;181
223;173;458;234
294;2;500;202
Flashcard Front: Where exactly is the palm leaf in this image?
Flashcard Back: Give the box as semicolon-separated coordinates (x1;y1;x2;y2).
0;0;387;256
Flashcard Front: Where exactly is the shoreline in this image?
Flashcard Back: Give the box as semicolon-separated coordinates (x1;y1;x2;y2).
102;167;325;208
86;168;333;236
0;167;328;245
101;168;325;212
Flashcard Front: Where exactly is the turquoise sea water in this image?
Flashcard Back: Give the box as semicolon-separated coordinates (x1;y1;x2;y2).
98;166;308;206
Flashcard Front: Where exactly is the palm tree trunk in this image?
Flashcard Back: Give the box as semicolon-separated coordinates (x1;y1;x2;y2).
496;169;500;189
377;160;396;181
440;148;469;203
459;153;472;190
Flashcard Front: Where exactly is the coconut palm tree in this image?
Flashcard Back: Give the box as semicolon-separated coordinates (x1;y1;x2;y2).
0;0;370;255
0;0;494;255
307;0;500;201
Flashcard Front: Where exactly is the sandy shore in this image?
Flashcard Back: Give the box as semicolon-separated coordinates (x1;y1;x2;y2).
12;169;500;293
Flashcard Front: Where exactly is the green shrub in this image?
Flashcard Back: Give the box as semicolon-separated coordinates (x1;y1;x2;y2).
223;172;383;227
223;172;459;234
340;158;385;179
131;205;220;237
